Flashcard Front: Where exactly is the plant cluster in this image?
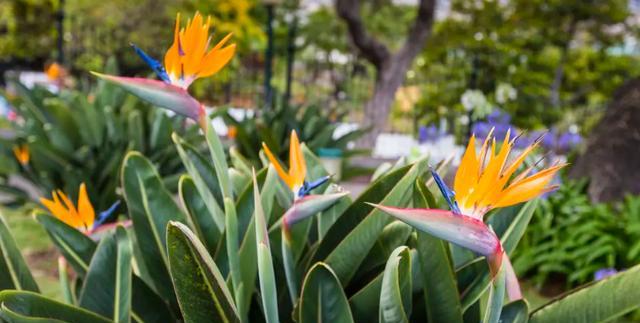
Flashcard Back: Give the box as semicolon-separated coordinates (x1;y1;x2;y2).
1;10;640;323
514;179;640;289
0;60;202;210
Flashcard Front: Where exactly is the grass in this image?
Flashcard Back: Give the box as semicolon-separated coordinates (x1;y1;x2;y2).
1;205;62;300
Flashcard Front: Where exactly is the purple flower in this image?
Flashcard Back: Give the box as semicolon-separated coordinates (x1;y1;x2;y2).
487;109;511;124
471;122;492;139
418;124;443;143
557;132;582;153
594;268;618;281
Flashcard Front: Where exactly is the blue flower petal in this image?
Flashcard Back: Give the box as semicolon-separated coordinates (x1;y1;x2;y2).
130;43;171;84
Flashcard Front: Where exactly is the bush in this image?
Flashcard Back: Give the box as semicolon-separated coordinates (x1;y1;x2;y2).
0;116;640;322
0;61;202;210
514;179;640;289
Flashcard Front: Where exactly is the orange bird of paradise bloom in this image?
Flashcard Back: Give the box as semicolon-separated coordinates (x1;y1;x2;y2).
40;183;121;234
130;12;236;90
92;12;236;128
262;130;330;199
13;145;29;165
371;129;565;301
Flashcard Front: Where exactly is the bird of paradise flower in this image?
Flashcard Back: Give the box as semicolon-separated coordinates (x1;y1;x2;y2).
40;183;122;236
92;12;236;129
371;129;565;301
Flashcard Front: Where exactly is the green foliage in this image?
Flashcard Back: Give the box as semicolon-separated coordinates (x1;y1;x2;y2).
513;179;640;288
219;101;368;175
415;0;640;133
0;61;202;210
3;94;640;322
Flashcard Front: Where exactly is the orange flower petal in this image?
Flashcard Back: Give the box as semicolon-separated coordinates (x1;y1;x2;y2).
263;142;293;188
494;164;565;208
77;183;95;229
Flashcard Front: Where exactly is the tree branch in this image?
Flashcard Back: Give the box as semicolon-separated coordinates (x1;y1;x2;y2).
397;0;436;62
335;0;390;70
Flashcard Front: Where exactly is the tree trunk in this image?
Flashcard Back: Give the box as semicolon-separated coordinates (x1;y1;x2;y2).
361;53;420;146
569;78;640;202
336;0;436;147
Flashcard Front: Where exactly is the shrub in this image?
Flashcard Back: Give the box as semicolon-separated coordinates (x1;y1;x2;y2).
514;179;640;289
0;61;202;210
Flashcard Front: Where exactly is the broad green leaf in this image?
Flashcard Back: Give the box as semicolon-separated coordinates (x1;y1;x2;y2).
205;121;233;199
349;274;382;322
253;174;279;323
0;212;39;292
379;246;412;323
121;151;186;302
0;290;110;322
174;133;225;231
179;176;221;256
500;300;529;323
236;167;278;319
358;221;413;275
299;263;354;323
312;164;413;262
482;266;506;323
224;197;244;319
317;184;352;240
35;212;96;275
58;257;74;304
36;212;175;322
413;176;463;323
416;234;463;323
167;222;240;323
530;263;640;323
324;159;427;284
79;226;132;323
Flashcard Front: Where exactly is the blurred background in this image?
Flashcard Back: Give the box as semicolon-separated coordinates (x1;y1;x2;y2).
1;0;640;309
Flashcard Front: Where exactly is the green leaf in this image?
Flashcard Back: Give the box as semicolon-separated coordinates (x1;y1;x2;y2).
35;212;96;275
416;233;463;323
379;246;412;323
58;257;74;304
224;197;243;317
530;263;640;323
299;263;354;323
121;151;187;302
412;176;463;323
500;300;529;323
482;266;506;323
205;121;233;199
179;175;222;256
323;159;427;284
36;213;175;322
253;174;279;323
235;167;279;319
167;221;240;323
0;290;111;322
79;226;132;322
173;133;225;231
0;212;39;292
349;274;383;322
313;164;413;262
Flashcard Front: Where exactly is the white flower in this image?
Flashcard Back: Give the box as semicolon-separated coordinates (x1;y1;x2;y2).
495;83;517;104
461;89;487;112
